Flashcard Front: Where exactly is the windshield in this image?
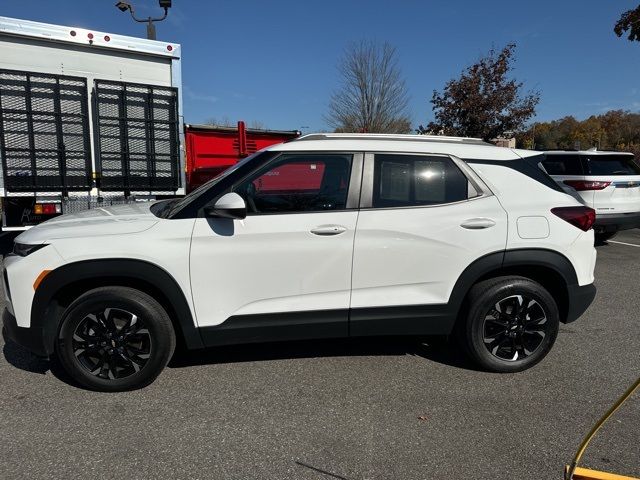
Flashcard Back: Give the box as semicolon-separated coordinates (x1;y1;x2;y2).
164;151;264;218
585;154;640;176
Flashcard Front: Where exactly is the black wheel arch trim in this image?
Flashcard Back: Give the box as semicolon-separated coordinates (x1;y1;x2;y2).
446;247;582;328
501;248;578;285
31;259;204;356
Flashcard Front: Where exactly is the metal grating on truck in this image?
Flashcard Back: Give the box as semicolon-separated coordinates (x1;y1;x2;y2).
0;69;92;192
94;80;181;192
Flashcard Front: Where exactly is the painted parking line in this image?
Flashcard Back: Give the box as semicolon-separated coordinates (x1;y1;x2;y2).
608;240;640;248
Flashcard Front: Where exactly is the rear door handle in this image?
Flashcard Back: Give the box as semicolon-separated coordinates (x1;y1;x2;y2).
460;218;496;230
310;225;347;236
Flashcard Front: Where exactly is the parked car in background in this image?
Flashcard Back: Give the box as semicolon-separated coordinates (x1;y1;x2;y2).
540;150;640;243
3;134;597;391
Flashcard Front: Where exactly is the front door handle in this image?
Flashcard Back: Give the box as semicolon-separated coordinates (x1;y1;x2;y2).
460;218;496;230
310;225;347;236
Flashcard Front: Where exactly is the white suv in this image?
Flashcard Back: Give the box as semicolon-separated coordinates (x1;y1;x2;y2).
2;134;597;391
541;150;640;242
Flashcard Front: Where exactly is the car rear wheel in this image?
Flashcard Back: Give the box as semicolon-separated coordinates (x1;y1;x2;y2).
458;276;559;372
56;287;175;391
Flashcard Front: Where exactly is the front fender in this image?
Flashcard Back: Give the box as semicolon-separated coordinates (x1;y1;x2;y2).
32;259;204;356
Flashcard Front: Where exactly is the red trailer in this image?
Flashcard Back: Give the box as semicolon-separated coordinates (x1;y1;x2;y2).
185;121;300;191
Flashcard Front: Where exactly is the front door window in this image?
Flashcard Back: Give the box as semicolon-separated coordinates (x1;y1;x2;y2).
232;154;353;214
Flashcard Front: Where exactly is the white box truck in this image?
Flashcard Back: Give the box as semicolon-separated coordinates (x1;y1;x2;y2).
0;16;185;238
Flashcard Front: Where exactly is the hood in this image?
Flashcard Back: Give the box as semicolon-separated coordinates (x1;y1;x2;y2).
16;202;160;244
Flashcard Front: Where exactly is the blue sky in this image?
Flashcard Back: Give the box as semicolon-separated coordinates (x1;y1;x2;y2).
2;1;639;131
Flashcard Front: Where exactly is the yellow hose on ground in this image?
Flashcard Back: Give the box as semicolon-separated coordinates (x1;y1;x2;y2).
565;376;640;480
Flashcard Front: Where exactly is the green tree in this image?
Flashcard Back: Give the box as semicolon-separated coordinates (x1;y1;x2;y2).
420;44;539;141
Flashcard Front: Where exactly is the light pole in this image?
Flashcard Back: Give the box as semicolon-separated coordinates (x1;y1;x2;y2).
115;1;172;40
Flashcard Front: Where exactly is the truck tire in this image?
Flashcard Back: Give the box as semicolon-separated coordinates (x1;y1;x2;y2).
56;286;176;391
457;276;559;373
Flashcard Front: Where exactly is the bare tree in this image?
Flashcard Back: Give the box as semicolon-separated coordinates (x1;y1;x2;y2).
249;120;267;130
327;41;412;133
205;116;234;127
204;118;268;130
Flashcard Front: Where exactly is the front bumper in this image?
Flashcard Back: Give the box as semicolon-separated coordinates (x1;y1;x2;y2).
595;212;640;233
1;308;49;357
565;283;597;324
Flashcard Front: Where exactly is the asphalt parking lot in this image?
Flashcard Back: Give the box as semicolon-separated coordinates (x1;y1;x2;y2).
1;232;638;480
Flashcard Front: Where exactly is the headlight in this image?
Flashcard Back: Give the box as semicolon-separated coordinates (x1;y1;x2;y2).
12;243;48;257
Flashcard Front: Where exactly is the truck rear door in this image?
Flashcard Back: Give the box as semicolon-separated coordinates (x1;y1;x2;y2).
0;69;92;192
94;80;181;193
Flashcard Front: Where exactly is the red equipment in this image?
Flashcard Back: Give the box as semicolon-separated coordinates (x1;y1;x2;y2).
185;121;300;192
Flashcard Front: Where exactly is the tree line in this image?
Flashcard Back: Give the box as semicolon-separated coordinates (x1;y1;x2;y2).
516;111;640;157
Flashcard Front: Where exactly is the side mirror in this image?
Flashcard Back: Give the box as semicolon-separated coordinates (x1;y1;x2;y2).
204;192;247;220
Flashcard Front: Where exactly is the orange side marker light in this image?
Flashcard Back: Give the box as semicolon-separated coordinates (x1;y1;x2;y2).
33;270;51;291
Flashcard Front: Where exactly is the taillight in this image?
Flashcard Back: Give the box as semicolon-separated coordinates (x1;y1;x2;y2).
551;206;596;231
33;203;62;215
563;180;611;191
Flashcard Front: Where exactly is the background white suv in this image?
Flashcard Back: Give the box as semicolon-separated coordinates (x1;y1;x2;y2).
2;134;597;391
541;150;640;242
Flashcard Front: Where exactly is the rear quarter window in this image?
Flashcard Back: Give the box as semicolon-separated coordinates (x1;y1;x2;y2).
466;155;564;194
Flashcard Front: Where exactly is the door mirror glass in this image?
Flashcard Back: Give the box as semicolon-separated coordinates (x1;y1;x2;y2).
205;192;247;219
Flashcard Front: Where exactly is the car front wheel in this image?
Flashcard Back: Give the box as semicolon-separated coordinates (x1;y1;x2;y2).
458;276;560;372
56;286;176;391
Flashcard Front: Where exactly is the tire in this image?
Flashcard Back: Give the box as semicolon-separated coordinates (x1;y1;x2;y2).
56;286;176;392
457;276;559;373
595;231;617;244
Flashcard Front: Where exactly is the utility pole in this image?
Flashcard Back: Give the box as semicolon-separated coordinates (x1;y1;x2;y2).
115;1;172;40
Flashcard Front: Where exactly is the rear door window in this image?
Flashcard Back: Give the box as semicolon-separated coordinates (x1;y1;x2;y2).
585;155;640;176
372;154;469;208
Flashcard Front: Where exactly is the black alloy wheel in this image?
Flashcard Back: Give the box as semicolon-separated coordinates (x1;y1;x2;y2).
57;287;175;391
72;308;152;380
458;276;560;373
482;295;548;362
